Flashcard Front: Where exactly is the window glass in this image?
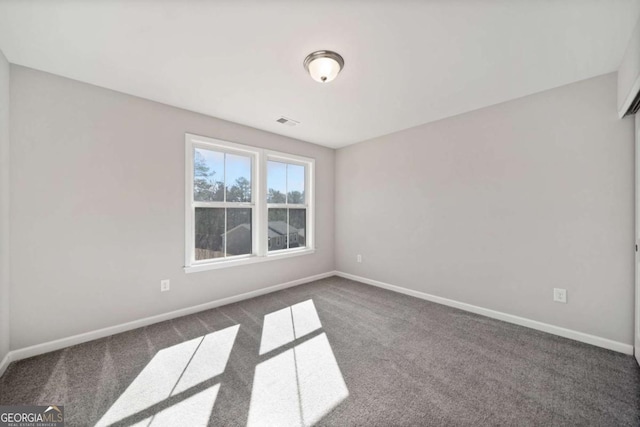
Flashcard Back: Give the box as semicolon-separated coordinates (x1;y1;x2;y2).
266;161;307;252
287;164;305;204
193;148;253;260
225;153;252;202
195;208;224;260
267;161;287;203
194;148;224;202
226;208;252;256
268;208;287;252
288;208;306;248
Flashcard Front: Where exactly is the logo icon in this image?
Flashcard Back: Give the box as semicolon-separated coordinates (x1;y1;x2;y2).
0;405;65;426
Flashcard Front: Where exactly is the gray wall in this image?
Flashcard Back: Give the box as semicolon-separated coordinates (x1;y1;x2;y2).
0;50;9;361
10;65;335;349
618;17;640;115
336;73;635;345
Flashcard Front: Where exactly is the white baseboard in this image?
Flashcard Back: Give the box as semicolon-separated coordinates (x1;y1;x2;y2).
0;351;10;378
2;271;336;372
335;271;634;355
2;269;632;377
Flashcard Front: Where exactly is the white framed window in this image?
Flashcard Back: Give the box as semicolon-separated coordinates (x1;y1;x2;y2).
185;134;315;272
266;154;311;253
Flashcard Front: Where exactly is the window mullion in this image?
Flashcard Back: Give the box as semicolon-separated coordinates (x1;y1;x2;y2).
257;151;268;256
266;203;307;209
194;201;229;208
185;139;194;267
286;207;290;249
223;202;254;208
223;207;227;257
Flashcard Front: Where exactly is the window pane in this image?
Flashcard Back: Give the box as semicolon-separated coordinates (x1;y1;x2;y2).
225;208;252;256
267;161;287;203
225;153;252;202
194;148;224;202
288;208;306;248
268;208;287;251
195;208;224;260
287;164;305;204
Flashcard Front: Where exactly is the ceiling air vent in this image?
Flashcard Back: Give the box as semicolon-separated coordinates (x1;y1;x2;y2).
276;116;300;127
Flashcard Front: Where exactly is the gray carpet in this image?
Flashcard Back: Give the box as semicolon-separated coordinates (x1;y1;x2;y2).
1;276;639;426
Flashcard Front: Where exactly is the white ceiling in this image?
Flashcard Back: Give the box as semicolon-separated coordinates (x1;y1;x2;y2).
0;1;639;148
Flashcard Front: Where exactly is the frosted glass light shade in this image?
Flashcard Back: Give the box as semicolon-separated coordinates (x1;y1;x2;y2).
304;51;344;83
308;57;340;83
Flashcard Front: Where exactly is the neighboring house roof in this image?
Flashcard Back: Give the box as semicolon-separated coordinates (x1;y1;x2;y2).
223;221;299;238
268;228;281;238
223;223;250;237
267;221;298;237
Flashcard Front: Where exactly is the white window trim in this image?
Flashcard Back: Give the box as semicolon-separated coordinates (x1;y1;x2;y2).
184;133;315;273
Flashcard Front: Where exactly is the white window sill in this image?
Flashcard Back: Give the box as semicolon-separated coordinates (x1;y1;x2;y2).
183;248;316;274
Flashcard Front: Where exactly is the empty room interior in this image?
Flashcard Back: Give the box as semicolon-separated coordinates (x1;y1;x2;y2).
3;1;640;426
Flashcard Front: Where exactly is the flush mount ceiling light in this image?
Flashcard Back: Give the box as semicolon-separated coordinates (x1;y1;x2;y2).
303;50;344;83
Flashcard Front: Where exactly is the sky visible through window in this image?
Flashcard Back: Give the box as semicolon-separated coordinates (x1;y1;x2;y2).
196;148;251;190
268;161;304;203
194;148;305;200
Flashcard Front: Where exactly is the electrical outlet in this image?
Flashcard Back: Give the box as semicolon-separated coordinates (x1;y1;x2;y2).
553;288;567;303
357;254;362;263
160;279;170;292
